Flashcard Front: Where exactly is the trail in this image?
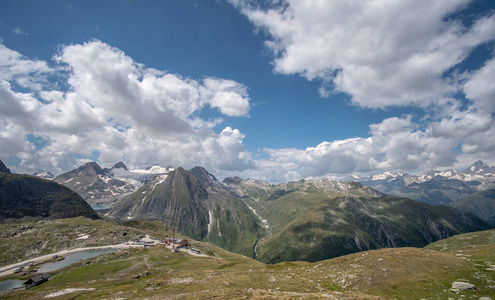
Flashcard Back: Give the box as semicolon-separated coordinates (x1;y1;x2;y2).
0;244;145;278
0;241;211;278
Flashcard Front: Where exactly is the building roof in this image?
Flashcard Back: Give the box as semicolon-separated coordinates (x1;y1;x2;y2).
24;273;50;285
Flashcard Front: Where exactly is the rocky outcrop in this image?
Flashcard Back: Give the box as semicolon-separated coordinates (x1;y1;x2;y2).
0;161;99;220
0;160;11;173
451;281;476;290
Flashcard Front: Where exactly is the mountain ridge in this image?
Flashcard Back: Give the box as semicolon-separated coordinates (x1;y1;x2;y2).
0;160;99;220
356;161;495;208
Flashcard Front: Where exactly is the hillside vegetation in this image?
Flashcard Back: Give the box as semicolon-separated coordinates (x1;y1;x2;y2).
0;217;178;265
226;178;491;263
1;218;494;299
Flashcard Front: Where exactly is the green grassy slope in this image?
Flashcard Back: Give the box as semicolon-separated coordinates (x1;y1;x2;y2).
451;189;495;221
228;179;489;263
1;219;494;299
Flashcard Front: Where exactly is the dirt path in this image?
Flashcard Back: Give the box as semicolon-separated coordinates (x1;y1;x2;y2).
0;242;211;278
0;244;144;278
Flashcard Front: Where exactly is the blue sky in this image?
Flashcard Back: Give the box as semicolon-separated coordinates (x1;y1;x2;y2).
1;0;494;182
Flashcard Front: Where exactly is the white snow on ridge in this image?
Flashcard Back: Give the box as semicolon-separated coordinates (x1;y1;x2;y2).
149;174;168;191
371;171;401;181
207;209;214;234
133;165;173;175
245;203;269;229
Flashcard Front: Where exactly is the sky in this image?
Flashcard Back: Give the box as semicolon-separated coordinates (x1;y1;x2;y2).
0;0;494;182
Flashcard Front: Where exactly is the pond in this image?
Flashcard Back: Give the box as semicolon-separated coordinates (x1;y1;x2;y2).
91;204;112;213
0;280;25;292
37;248;117;273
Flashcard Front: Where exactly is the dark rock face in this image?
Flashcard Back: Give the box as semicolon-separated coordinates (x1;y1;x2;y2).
0;160;11;173
112;162;128;171
0;171;99;220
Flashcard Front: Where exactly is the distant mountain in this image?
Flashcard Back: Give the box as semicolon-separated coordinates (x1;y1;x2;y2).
224;177;490;263
33;171;55;180
109;165;491;263
53;161;173;206
451;189;495;222
462;160;495;175
109;167;262;257
357;161;495;207
0;160;99;220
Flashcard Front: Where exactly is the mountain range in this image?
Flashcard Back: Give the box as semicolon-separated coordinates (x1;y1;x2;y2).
223;177;490;263
107;165;491;263
19;159;494;263
52;161;173;206
356;161;495;223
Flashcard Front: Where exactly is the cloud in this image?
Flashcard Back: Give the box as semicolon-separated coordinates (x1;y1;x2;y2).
245;115;460;181
464;56;495;113
230;0;495;109
0;40;253;175
222;0;495;181
0;44;52;90
12;27;28;35
201;78;250;117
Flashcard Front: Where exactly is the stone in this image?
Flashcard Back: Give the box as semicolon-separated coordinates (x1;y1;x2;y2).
451;282;476;290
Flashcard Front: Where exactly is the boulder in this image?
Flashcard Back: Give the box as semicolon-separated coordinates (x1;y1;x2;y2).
451;281;476;290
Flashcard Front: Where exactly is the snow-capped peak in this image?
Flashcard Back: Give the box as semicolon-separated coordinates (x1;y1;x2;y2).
370;171;402;181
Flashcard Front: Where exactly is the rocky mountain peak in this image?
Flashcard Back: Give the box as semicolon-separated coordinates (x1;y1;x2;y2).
0;160;11;173
223;176;244;185
464;160;490;174
33;171;55;180
190;166;218;184
112;161;128;171
78;161;106;176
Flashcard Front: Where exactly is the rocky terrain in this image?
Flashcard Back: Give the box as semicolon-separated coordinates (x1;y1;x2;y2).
0;160;99;221
53;162;173;206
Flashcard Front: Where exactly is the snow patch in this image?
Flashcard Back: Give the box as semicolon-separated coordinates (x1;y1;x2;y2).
75;234;89;240
245;203;269;229
149;174;168;190
45;288;95;298
207;209;214;234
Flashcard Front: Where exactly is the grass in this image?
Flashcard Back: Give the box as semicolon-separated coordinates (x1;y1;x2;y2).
0;217;183;265
1;218;494;299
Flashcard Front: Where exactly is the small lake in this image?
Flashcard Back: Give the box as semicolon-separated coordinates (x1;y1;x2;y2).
37;248;117;273
0;280;25;292
91;204;111;211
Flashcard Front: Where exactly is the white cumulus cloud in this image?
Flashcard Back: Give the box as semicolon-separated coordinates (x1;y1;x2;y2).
0;40;253;175
230;0;495;109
